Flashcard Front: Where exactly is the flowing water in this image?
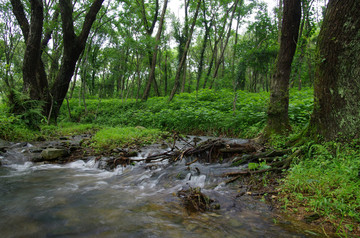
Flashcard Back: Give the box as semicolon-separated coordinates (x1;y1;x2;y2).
0;138;322;237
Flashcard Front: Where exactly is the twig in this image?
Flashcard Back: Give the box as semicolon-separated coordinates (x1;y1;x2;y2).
186;158;198;166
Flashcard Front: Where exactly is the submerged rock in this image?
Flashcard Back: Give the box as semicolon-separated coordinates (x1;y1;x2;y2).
40;148;69;161
97;156;130;170
29;153;45;163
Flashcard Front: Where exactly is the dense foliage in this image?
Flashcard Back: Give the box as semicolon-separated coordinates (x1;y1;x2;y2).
59;88;313;138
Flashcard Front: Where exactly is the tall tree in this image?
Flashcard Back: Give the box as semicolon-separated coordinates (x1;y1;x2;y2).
11;0;105;122
135;0;160;98
263;0;301;137
195;0;214;92
142;0;168;101
169;0;202;101
307;0;360;141
209;0;240;89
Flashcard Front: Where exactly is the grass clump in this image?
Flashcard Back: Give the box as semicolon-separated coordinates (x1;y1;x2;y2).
90;126;166;150
280;141;360;234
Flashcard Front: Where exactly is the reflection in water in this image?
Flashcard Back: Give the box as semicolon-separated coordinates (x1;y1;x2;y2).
0;140;320;237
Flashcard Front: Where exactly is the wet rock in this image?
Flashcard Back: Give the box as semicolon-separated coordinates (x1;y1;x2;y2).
40;148;69;161
97;156;130;170
18;142;28;147
0;147;6;153
97;157;113;170
29;148;43;153
29;153;44;163
112;148;138;157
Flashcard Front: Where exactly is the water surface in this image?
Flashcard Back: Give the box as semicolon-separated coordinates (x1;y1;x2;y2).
0;139;321;237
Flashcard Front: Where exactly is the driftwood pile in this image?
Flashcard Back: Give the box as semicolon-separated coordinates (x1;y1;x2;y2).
133;136;259;164
177;186;220;213
97;134;299;184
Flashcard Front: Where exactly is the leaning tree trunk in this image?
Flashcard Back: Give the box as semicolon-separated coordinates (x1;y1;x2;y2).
307;0;360;141
49;0;104;122
263;0;301;137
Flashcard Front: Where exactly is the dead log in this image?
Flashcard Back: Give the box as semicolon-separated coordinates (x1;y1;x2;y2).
232;149;291;164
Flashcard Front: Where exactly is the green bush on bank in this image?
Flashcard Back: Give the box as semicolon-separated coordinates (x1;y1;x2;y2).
59;88;314;137
0;103;39;141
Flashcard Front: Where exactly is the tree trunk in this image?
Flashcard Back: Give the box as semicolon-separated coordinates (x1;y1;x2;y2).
11;0;104;123
164;49;168;95
11;0;49;103
307;0;360;141
169;0;201;101
264;0;301;137
209;0;239;89
142;0;168;100
48;0;104;122
203;16;228;89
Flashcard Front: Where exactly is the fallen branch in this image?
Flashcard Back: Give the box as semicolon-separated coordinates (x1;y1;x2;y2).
224;149;302;178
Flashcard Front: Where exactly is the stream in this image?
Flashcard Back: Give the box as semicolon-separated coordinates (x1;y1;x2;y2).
0;137;322;237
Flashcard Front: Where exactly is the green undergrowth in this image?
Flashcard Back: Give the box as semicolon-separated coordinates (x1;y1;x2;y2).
40;123;100;138
281;141;360;235
0;103;38;141
90;126;166;151
59;88;313;138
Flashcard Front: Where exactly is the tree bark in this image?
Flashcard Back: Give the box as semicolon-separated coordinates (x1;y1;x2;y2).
264;0;301;137
11;0;49;103
307;0;360;141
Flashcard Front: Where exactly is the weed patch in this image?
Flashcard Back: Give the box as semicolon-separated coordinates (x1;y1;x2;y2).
280;141;360;235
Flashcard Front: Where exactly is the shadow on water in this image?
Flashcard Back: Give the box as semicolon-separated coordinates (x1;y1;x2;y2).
0;137;325;237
